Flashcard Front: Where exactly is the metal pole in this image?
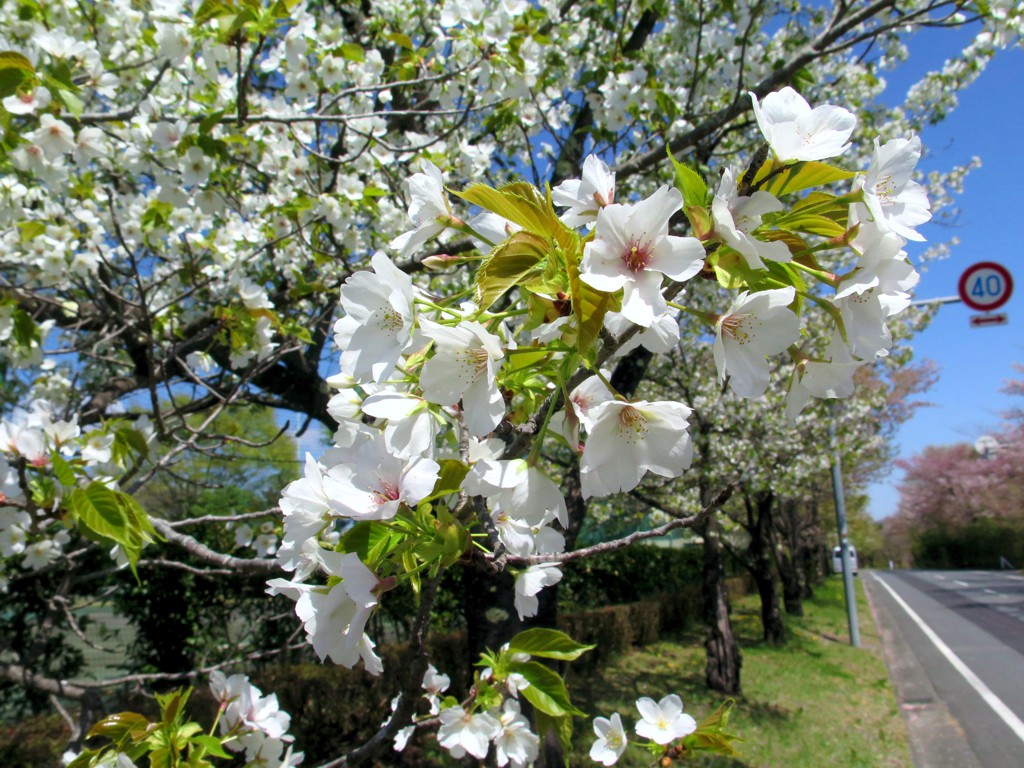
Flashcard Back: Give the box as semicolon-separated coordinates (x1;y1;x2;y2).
829;413;861;648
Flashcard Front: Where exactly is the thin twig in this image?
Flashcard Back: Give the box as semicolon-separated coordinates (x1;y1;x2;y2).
500;482;736;566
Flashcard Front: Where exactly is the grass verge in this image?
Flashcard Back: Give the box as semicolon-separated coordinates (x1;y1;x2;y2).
568;575;910;768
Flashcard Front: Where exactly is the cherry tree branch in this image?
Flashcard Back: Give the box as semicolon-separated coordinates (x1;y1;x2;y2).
150;518;279;574
500;482;736;566
317;572;445;768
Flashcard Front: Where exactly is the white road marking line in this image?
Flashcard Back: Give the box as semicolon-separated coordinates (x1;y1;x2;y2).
955;580;969;587
873;575;1024;746
984;589;997;595
935;575;946;580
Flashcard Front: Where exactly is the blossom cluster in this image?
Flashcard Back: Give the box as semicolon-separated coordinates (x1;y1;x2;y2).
268;86;931;681
393;661;541;767
0;401;153;586
209;671;303;767
591;694;698;765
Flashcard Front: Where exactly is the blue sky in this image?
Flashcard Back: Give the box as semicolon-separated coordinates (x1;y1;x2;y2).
866;30;1024;519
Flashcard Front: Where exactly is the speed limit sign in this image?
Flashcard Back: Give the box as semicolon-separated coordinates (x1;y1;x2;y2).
958;262;1013;312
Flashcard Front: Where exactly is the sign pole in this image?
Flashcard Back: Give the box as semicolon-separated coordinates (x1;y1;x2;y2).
829;407;861;648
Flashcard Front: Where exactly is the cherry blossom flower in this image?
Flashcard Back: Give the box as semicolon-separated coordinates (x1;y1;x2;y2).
713;287;801;398
712;167;792;269
634;694;696;745
590;712;628;765
418;319;506;437
2;87;51;115
390;161;453;257
580;399;693;498
853;135;932;241
361;388;438;458
209;672;300;766
580;186;705;327
494;699;540;768
180;146;211;186
834;253;918;359
266;550;380;672
333;251;417;384
32;114;76;159
514;562;563;618
785;330;867;418
463;459;568;527
437;706;502;760
552;154;616;228
750;87;856;162
605;308;681;356
322;433;440;521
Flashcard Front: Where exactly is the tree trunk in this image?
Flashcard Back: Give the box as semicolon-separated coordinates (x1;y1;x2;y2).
774;499;806;617
746;491;786;645
699;513;742;694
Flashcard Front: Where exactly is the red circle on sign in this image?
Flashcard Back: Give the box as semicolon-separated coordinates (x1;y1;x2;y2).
958;261;1013;312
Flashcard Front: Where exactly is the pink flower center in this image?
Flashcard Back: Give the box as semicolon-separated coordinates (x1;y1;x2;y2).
721;313;757;345
623;237;652;272
372;482;400;506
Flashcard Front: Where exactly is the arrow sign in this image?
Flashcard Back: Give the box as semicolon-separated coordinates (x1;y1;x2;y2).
969;313;1008;327
959;261;1013;312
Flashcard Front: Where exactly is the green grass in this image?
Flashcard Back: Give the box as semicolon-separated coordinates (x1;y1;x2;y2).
567;576;910;768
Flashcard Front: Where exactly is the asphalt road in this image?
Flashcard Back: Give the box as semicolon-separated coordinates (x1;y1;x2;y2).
866;569;1024;768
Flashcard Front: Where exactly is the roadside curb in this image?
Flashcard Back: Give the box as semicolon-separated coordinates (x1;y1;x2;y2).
863;572;981;768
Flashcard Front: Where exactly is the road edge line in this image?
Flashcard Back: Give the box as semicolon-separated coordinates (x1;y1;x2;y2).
871;573;1024;745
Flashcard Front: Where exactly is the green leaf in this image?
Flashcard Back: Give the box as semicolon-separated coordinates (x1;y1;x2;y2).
340;42;365;62
420;459;470;504
195;0;236;24
0;68;26;99
668;153;709;208
198;109;226;135
50;452;76;486
88;711;152;742
507;628;595;661
774;212;846;238
509;661;585;717
70;482;127;542
340;521;392;561
17;220;47;242
140;200;175;232
68;483;157;573
753;160;856;197
56;87;84;117
0;50;35;74
386;32;415;50
455;182;564;242
683;699;743;756
190;734;231;759
533;710;573;766
475;231;550;309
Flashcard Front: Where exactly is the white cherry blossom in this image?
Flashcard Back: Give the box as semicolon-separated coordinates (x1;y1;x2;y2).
494;699;540;768
854;135;931;242
590;712;628;765
580;186;705;327
580;399;693;498
334;251;417;384
418;319;506;437
552;153;616;228
750;87;856;162
713;287;801;399
712;167;792;269
513;562;563;619
437;706;502;760
389;161;452;257
635;694;696;745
